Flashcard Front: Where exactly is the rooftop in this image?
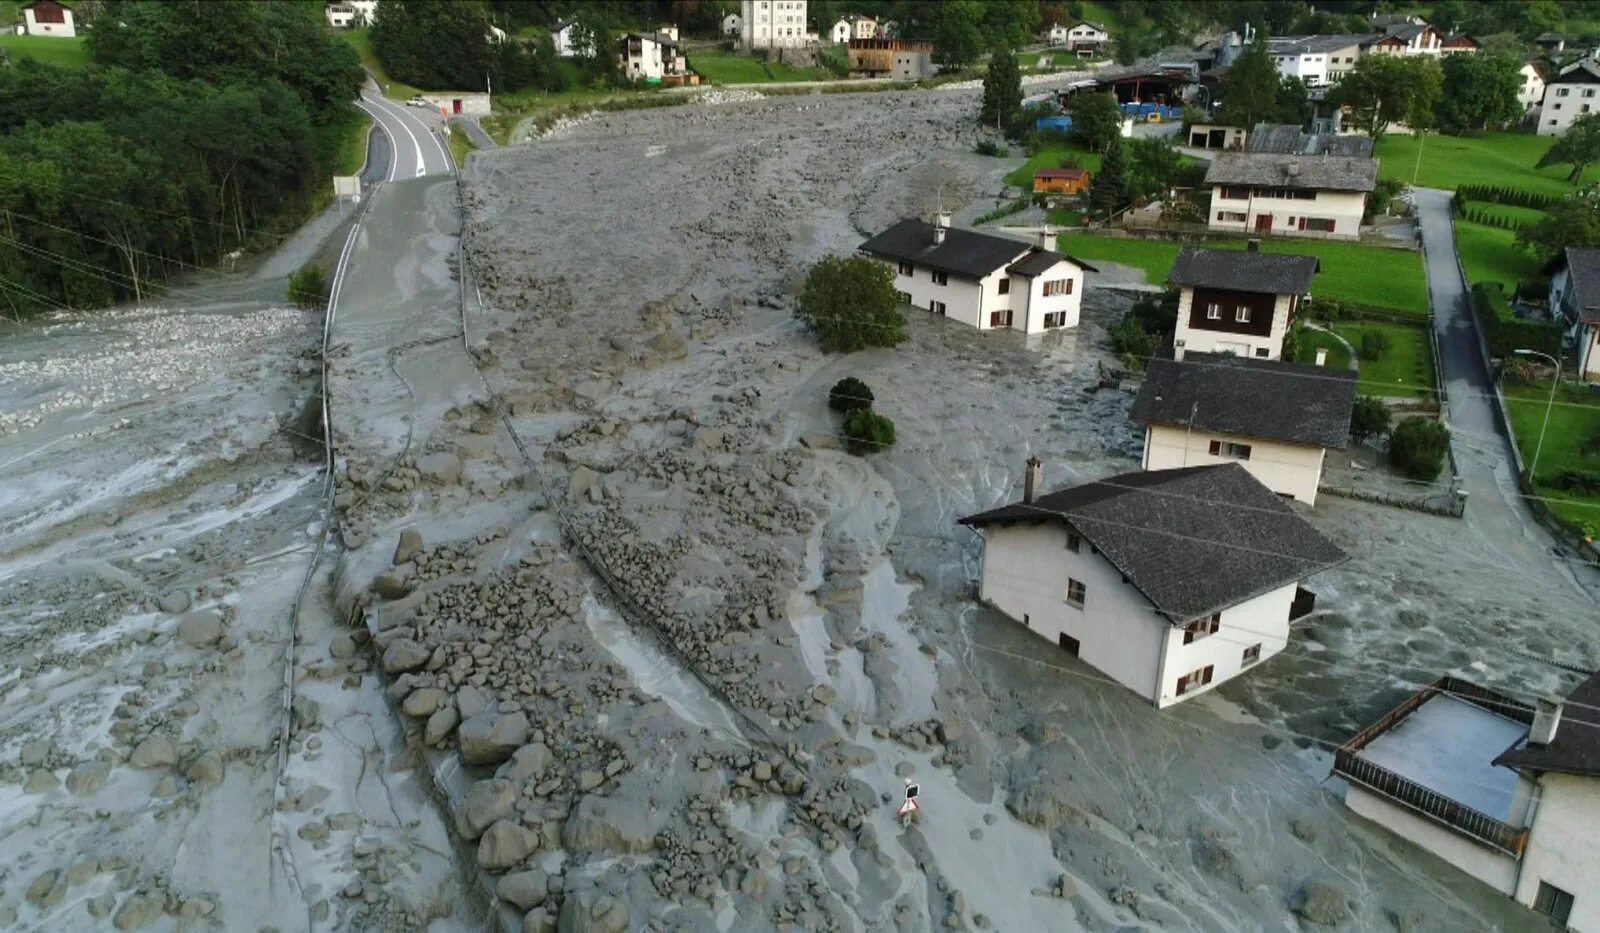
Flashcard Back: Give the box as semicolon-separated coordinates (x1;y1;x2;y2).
1551;59;1600;85
1267;34;1367;55
958;464;1348;623
1167;246;1319;295
1496;668;1600;778
1556;247;1600;323
1035;167;1088;180
859;219;1092;280
1359;693;1527;820
1205;151;1378;193
1246;122;1374;158
1130;353;1357;450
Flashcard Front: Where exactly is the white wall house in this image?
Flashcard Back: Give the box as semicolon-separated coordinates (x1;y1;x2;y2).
1166;245;1318;361
619;33;684;82
1065;21;1109;53
1547;247;1600;382
1336;670;1600;931
829;18;850;44
847;15;876;39
21;0;75;37
1265;35;1364;87
1521;61;1547;112
1539;59;1600;136
741;0;810;50
959;462;1346;708
552;19;579;57
1205;151;1376;239
859;216;1094;336
722;12;742;38
1043;23;1069;46
1130;353;1357;504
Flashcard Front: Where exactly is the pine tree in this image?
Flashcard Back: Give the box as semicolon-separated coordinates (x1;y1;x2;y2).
1090;136;1129;221
980;49;1022;132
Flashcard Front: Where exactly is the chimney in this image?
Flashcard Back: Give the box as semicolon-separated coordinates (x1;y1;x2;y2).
1037;225;1054;251
1246;238;1260;253
933;211;950;245
1315;347;1328;366
1023;455;1043;504
1529;696;1564;746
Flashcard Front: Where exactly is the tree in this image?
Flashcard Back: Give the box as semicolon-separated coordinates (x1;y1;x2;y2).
980;49;1022;132
1440;53;1522;132
1274;75;1312;128
979;0;1038;53
287;262;329;310
843;409;897;456
1089;135;1129;220
828;377;874;413
1349;396;1392;444
1217;34;1281;129
1538;112;1600;181
1127;136;1184;200
1517;190;1600;259
796;256;906;353
903;0;983;70
1389;416;1450;480
1069;92;1123;153
1330;55;1443;139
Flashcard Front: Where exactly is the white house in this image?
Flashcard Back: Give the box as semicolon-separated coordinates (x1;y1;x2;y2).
1362;21;1446;56
1205;151;1377;239
958;462;1346;708
722;12;742;38
1167;244;1319;361
1521;60;1548;113
829;18;851;44
1546;247;1600;382
740;0;810;50
20;0;75;37
619;32;685;82
1065;21;1109;54
1264;34;1365;87
858;215;1095;336
1336;669;1600;931
324;1;376;29
1130;353;1357;504
1042;22;1069;46
552;18;578;57
1539;59;1600;136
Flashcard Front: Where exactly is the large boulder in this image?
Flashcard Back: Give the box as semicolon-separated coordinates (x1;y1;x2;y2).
557;889;631;933
65;760;110;796
1006;780;1085;831
381;638;430;673
460;779;517;839
393;528;423;565
497;742;552;783
129;736;177;769
176;611;224;649
478;820;540;871
416;452;463;485
459;711;530;766
561;793;658;855
497;869;550;910
401;687;448;718
1293;882;1350;927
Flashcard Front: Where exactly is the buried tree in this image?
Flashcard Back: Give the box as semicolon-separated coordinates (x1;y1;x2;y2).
796;256;906;353
1389;416;1450;480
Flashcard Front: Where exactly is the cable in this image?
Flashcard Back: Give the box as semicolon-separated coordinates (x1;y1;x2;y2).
0;275;74;312
6;211;227;275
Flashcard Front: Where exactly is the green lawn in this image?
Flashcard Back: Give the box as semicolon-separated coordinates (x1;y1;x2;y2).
1014;49;1093;73
1468;202;1545;228
1046;207;1084;228
1334;321;1436;399
1504;382;1600;537
690;51;820;83
1058;233;1430;315
334;109;371;176
1454;219;1543;296
1375;132;1600;197
1006;142;1101;189
0;33;89;69
446;124;476;169
1294;328;1353;371
334;29;420;99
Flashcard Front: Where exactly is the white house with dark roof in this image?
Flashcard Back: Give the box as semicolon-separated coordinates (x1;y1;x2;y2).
552;18;579;57
1167;245;1319;361
1546;247;1600;381
1205;151;1377;239
858;215;1096;335
1335;668;1600;930
1064;21;1109;54
1264;34;1366;87
1539;59;1600;136
1131;353;1356;504
20;0;75;36
1245;122;1373;158
1521;60;1548;113
959;462;1347;707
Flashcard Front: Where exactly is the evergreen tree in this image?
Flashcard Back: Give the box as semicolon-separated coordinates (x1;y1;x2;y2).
1217;33;1280;129
1090;136;1129;221
980;50;1022;132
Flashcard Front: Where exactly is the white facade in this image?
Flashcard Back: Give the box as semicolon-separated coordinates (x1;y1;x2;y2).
326;5;356;28
1208;187;1366;239
741;0;810;50
1539;71;1600;136
722;13;742;37
1271;49;1330;86
22;0;76;36
974;521;1295;708
1548;256;1600;381
1521;62;1547;112
1142;425;1327;504
1515;773;1600;930
1345;787;1521;893
1044;23;1068;46
1066;22;1108;51
829;18;850;44
881;246;1087;336
1172;287;1295;361
619;35;682;81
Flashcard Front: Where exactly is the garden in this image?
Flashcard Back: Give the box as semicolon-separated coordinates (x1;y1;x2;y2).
1503;380;1600;540
1294;320;1435;400
0;33;89;69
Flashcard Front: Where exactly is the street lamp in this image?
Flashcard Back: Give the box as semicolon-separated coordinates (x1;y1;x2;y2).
1514;348;1561;481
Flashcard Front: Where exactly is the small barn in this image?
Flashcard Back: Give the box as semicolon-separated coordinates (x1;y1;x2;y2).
1033;167;1089;195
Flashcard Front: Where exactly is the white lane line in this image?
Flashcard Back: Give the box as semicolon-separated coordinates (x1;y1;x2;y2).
355;99;400;183
390;101;452;176
365;93;425;178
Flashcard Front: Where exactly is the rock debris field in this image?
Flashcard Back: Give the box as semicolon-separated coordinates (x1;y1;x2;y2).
0;85;1596;932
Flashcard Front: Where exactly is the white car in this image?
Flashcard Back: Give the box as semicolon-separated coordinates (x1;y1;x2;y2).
406;96;429;108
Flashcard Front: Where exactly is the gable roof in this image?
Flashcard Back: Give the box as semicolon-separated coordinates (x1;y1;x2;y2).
958;464;1348;623
1071;21;1108;32
1035;167;1088;180
1558;247;1600;323
1494;669;1600;778
1205;151;1378;193
1552;59;1600;85
1167;246;1319;295
859;219;1095;280
1008;248;1096;277
1130;353;1357;449
552;18;576;32
1246;123;1374;158
1268;34;1367;56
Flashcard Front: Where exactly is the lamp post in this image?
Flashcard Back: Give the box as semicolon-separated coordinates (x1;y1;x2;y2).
1514;348;1560;481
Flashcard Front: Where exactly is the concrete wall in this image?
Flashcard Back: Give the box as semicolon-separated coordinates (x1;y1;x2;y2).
1539;82;1600;135
1516;773;1600;929
1153;582;1295;708
421;93;492;116
977;522;1167;703
1344;786;1520;895
1173;288;1293;360
1208;189;1367;239
1142;424;1327;504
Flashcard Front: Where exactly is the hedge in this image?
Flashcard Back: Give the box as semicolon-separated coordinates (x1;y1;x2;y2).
1455;185;1559;211
1469;283;1560;360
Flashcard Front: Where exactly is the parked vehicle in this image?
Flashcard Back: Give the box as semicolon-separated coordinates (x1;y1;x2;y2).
406;96;428;108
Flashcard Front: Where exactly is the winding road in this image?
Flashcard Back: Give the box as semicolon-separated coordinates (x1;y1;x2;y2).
355;89;454;180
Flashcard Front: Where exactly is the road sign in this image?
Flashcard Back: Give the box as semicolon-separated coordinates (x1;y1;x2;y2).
332;175;360;198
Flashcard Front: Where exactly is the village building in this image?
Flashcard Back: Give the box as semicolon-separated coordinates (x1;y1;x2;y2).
1521;60;1548;113
1536;32;1567;55
19;0;75;37
1265;34;1366;88
619;31;687;83
1130;353;1356;504
846;38;935;81
1186;123;1248;150
552;18;579;57
958;462;1347;708
858;215;1095;335
829;18;850;44
1204;151;1376;239
1064;21;1109;55
1546;248;1600;381
1042;22;1069;46
1335;668;1600;930
1362;21;1447;56
1245;122;1373;158
740;0;810;50
1032;167;1089;196
1168;245;1318;361
721;12;742;39
1538;59;1600;136
844;14;876;40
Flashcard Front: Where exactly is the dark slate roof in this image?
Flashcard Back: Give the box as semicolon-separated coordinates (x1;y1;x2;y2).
1007;248;1096;277
1130;353;1357;449
1560;247;1600;323
1246;123;1374;158
1205;151;1378;192
553;18;576;31
1495;669;1600;778
1552;59;1600;84
1268;34;1367;55
958;464;1348;622
1167;246;1319;295
857;219;1025;279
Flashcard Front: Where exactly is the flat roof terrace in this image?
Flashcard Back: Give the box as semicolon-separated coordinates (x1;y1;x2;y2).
1357;693;1526;819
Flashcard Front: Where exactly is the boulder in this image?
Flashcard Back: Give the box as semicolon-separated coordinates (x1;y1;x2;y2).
1293;882;1350;927
373;572;413;601
557;889;631;933
157;590;191;614
497;742;552;783
129;736;177;769
188;752;225;786
416;452;463;485
425;705;460;746
401;687;448;718
65;760;110;796
498;869;550;910
460;779;517;839
459;711;529;766
1006;780;1083;831
394;528;424;565
568;467;599;502
478;820;540;871
176;611;224;649
112;894;163;930
24;769;59;793
20;738;53;766
648;329;687;359
562;793;658;855
456;685;492;720
382;638;430;673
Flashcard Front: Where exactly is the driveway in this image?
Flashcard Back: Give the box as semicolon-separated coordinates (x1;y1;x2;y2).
1414;186;1599;601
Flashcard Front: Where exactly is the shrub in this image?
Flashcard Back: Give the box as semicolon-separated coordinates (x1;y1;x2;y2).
1389;416;1450;480
842;409;896;456
796;256;906;353
1469;284;1561;360
1546;469;1600;495
1281;321;1305;364
828;377;873;413
1109;314;1154;368
1349;395;1392;443
1359;330;1389;361
974;138;1009;157
287;262;328;310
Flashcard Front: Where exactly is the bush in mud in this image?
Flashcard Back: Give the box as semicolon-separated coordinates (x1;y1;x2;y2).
828;377;874;414
1389;416;1449;480
1109;314;1153;371
796;256;906;353
287;262;329;310
843;409;896;456
1349;395;1392;444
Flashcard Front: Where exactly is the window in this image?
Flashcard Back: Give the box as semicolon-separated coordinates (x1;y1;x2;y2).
929;299;946;316
1242;643;1262;666
1042;279;1074;297
1042;311;1069;328
1208;440;1253;460
1555;103;1564;111
1587;89;1597;98
932;270;948;286
1183;614;1220;644
1206;303;1221;320
1176;664;1214;695
1066;578;1086;607
1235;306;1251;323
895;290;911;305
988;310;1013;327
1066;533;1081;553
1255;347;1269;357
1219;186;1250;200
1298;217;1336;233
898;260;913;276
1533;882;1574;925
997;278;1010;295
1216;210;1247;222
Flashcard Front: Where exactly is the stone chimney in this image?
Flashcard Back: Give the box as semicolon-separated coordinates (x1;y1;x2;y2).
1315;347;1328;366
1529;696;1564;746
1023;455;1043;504
933;211;950;245
1246;238;1261;253
1037;226;1054;251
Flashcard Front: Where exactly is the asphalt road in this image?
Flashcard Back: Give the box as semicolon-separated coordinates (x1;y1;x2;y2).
451;115;497;150
356;90;454;180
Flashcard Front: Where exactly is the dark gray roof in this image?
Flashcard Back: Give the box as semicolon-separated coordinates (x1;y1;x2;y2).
1205;151;1378;193
553;18;576;31
1246;123;1374;158
1495;669;1600;778
1560;247;1600;322
1167;246;1319;295
958;464;1348;623
1129;353;1356;449
1552;59;1600;85
1008;248;1098;277
859;219;1048;280
1267;34;1367;55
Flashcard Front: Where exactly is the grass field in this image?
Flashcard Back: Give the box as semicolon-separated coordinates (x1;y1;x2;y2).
446;124;476;169
1336;321;1435;399
1468;202;1544;228
1504;382;1600;537
1295;327;1354;370
335;110;372;176
1006;142;1101;189
1375;132;1600;197
0;33;90;68
1453;219;1544;297
690;51;820;84
1058;233;1430;315
335;29;421;99
1014;49;1093;73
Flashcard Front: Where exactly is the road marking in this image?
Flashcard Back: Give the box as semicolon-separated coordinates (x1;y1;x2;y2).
355;99;399;183
364;93;425;178
390;100;451;176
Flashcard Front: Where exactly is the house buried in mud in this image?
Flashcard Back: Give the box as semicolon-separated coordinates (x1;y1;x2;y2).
958;462;1347;707
1169;244;1318;361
